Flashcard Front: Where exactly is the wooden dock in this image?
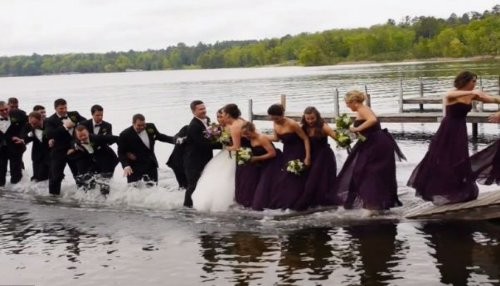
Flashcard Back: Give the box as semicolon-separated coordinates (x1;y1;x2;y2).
405;191;500;220
248;76;500;139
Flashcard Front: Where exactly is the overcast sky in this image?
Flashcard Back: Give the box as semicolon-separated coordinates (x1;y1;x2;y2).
0;0;498;56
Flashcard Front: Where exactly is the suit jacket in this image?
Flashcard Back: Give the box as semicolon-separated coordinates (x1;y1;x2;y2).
81;119;117;168
70;134;119;175
24;122;50;163
183;117;221;173
45;111;86;158
167;125;187;170
0;109;28;154
118;123;174;172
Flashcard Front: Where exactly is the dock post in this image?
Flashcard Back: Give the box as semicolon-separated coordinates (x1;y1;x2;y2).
472;123;478;140
398;78;404;113
364;85;371;107
419;77;424;111
280;94;287;111
478;76;484;111
333;88;340;118
248;99;253;123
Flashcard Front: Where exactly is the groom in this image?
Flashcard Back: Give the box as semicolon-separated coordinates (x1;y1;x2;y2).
183;100;222;207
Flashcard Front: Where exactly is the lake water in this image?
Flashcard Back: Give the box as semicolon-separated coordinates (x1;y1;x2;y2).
1;60;500;285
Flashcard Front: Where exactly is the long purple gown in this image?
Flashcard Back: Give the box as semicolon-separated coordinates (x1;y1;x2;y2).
336;120;404;210
267;133;308;210
470;140;500;185
294;134;337;210
251;147;282;211
235;138;268;207
407;103;478;204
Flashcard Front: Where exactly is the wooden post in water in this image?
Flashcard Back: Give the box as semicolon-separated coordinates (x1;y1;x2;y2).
419;77;424;111
333;88;340;118
398;78;404;113
280;94;287;111
364;85;371;107
478;76;484;111
248;99;253;123
498;75;500;111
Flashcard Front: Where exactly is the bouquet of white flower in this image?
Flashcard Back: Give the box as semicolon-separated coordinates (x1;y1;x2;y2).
334;113;366;151
286;159;305;175
236;147;252;165
218;130;232;146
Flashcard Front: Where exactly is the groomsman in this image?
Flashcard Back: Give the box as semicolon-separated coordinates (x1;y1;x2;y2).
81;105;118;178
45;98;86;195
183;100;222;207
69;125;119;194
0;101;27;186
8;97;27;118
24;111;50;182
118;113;175;184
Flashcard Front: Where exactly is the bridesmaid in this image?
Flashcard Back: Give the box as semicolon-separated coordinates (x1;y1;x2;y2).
294;106;338;210
335;90;405;214
267;103;311;210
407;71;499;205
234;122;277;208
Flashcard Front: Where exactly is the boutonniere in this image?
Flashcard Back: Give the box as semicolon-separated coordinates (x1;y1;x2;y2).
70;115;77;122
101;128;108;135
10;117;18;124
147;128;155;135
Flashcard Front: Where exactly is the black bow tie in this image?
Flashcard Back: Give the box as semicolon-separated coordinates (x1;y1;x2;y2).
60;116;68;120
0;118;8;121
94;124;102;127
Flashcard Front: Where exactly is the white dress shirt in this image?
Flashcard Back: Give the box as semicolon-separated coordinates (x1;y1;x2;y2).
138;130;150;149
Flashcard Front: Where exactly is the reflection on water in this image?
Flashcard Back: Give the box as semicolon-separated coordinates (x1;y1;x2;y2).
419;221;500;286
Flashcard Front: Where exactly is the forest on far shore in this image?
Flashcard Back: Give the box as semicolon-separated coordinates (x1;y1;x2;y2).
1;5;498;77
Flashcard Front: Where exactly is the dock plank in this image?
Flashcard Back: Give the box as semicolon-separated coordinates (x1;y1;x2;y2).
252;112;491;123
405;191;500;220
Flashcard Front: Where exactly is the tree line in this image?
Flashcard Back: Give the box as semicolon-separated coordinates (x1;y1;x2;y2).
1;5;498;77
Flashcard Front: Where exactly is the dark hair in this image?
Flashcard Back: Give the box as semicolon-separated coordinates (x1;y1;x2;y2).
454;71;477;89
132;113;145;123
75;124;88;132
301;106;325;137
223;103;241;119
33;105;45;111
267;104;284;116
190;100;204;111
54;98;67;108
28;111;42;120
241;121;256;133
217;107;223;115
91;104;103;114
8;97;18;104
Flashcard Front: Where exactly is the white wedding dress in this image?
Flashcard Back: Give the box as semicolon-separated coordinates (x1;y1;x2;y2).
192;150;236;212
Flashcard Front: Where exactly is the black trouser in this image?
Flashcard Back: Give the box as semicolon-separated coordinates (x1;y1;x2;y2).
0;146;23;186
49;151;78;195
127;162;158;184
32;159;50;182
183;167;203;207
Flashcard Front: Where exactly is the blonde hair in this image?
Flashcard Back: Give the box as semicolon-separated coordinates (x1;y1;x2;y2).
345;90;366;103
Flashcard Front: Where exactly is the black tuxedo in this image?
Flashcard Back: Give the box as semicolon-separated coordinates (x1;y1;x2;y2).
81;119;118;175
118;123;174;183
166;125;188;189
24;122;50;182
0;110;28;186
183;117;222;207
69;134;119;191
45;111;86;195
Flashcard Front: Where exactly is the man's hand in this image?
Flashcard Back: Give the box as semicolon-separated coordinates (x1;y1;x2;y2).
123;166;133;177
64;120;75;129
11;137;24;144
67;149;76;155
489;111;500;123
175;136;186;145
48;139;55;148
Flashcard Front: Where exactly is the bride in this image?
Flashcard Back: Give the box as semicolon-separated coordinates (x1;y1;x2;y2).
192;104;246;212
